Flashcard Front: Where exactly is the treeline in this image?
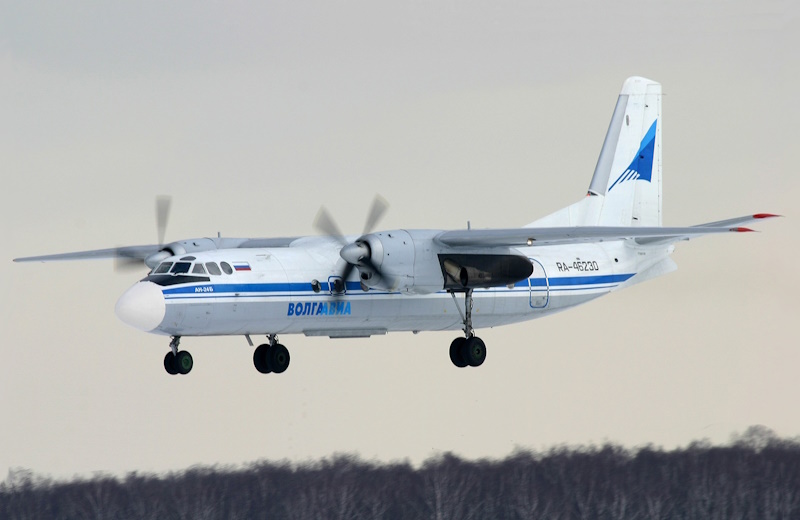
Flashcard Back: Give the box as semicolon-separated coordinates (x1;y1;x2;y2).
3;426;800;520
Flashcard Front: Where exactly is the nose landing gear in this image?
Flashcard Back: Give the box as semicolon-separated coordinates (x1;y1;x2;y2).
163;336;193;375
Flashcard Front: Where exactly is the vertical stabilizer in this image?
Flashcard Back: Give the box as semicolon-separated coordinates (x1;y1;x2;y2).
527;77;662;229
594;76;662;226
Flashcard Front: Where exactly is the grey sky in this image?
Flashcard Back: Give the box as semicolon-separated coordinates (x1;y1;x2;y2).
2;0;798;478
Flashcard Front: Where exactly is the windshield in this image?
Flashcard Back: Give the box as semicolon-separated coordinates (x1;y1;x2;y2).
154;262;173;274
170;262;191;274
151;260;232;277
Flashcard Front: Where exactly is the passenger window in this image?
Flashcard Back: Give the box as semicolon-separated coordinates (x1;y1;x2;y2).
154;262;173;274
205;262;222;275
192;264;207;274
220;262;233;275
170;262;191;274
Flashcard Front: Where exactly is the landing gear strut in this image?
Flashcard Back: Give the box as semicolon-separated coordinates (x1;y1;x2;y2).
448;289;487;368
253;334;291;374
163;336;193;375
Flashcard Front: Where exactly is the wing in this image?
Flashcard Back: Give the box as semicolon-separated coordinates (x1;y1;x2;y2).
12;236;302;264
690;213;780;228
436;214;780;248
13;245;161;263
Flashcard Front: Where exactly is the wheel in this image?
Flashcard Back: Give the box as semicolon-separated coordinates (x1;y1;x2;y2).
462;336;486;367
175;350;193;374
449;337;468;368
268;344;290;374
164;352;178;375
253;344;272;374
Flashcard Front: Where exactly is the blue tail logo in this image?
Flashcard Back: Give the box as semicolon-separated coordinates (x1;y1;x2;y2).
608;119;657;191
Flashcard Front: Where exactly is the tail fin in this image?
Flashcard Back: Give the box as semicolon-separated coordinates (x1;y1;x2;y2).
528;77;662;228
593;76;662;226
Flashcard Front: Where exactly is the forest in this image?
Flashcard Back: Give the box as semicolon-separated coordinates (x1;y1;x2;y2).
2;426;799;520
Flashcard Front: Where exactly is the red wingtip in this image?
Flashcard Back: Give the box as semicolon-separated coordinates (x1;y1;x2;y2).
753;213;781;219
734;227;755;232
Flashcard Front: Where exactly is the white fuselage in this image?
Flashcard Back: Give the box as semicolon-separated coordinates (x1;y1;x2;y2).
115;235;672;339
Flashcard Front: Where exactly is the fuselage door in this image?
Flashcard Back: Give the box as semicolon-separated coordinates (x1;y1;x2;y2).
528;258;549;309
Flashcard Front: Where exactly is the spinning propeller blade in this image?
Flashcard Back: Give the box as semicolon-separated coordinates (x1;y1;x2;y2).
313;195;391;292
313;206;347;246
156;195;171;247
114;196;173;272
362;195;389;235
16;196;173;271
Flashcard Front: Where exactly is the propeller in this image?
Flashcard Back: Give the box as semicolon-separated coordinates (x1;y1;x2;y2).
156;195;171;247
313;195;390;292
115;195;173;271
361;195;389;236
313;206;347;244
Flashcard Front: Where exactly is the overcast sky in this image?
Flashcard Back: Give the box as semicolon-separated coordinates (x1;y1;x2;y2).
2;0;798;479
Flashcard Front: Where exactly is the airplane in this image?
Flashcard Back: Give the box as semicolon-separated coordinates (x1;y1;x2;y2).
14;76;777;376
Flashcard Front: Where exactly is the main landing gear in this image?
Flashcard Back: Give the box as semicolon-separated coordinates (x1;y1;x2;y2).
449;289;487;368
161;334;290;375
163;336;193;375
253;335;291;374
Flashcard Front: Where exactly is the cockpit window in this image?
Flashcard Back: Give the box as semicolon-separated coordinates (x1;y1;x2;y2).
206;262;221;275
154;262;173;274
220;262;233;275
192;263;207;274
170;262;191;274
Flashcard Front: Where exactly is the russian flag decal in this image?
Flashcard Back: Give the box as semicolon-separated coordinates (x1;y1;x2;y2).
233;262;251;271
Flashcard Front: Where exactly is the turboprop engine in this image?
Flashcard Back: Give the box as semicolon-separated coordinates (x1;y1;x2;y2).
339;229;435;293
143;238;220;268
340;229;533;294
314;196;533;294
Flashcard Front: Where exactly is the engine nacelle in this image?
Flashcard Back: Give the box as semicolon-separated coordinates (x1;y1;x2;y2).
354;230;532;294
144;238;221;268
354;230;410;292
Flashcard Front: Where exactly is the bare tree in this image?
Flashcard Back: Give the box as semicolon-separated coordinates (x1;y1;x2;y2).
3;429;800;520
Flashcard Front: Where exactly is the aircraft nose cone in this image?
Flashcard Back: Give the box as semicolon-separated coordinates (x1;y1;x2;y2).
115;281;165;332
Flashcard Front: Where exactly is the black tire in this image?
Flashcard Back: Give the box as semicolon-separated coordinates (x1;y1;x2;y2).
268;344;290;374
253;344;272;374
164;352;178;375
462;336;486;367
175;351;194;374
449;337;468;368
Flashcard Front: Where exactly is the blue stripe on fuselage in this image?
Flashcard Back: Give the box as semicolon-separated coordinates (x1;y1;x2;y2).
520;273;633;287
161;273;635;298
